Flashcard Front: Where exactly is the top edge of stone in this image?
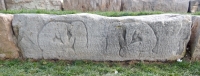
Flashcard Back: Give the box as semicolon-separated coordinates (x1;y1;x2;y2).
13;13;192;22
0;13;13;15
12;13;185;16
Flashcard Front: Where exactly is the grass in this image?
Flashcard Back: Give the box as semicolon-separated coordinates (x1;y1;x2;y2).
0;9;164;17
0;59;200;76
192;12;200;15
90;11;163;17
186;11;200;15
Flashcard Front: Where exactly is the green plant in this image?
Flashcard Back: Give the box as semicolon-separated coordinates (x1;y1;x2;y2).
0;10;163;17
0;59;200;76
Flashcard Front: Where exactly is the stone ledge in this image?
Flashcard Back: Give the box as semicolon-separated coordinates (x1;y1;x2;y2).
11;13;191;61
7;13;200;61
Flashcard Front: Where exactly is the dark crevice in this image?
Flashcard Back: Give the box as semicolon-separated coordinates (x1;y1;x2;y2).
188;1;192;13
72;38;76;52
96;3;99;7
3;0;7;10
183;44;192;60
120;1;124;11
185;18;195;60
105;37;108;52
122;28;126;42
11;23;19;45
61;1;64;11
67;30;72;41
17;47;24;59
10;23;16;37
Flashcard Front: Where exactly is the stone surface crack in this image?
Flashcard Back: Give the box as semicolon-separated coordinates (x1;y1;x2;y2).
67;29;72;41
72;38;76;55
105;36;108;52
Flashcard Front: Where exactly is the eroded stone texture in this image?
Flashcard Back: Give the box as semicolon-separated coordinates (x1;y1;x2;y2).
63;0;122;11
0;0;6;10
12;14;191;61
189;16;200;61
63;0;189;13
122;0;189;13
0;14;19;59
5;0;62;10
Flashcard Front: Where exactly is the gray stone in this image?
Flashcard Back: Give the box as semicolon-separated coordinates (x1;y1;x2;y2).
63;0;122;11
122;0;190;13
63;0;189;13
5;0;62;10
12;14;191;61
0;0;6;10
189;16;200;61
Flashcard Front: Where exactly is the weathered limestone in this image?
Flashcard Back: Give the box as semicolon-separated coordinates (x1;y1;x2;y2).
12;14;191;61
121;0;189;13
5;0;62;10
63;0;122;11
0;0;6;10
0;14;19;59
63;0;189;13
189;16;200;61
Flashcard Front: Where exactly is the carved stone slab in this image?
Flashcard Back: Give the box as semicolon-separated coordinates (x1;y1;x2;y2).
12;14;191;61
